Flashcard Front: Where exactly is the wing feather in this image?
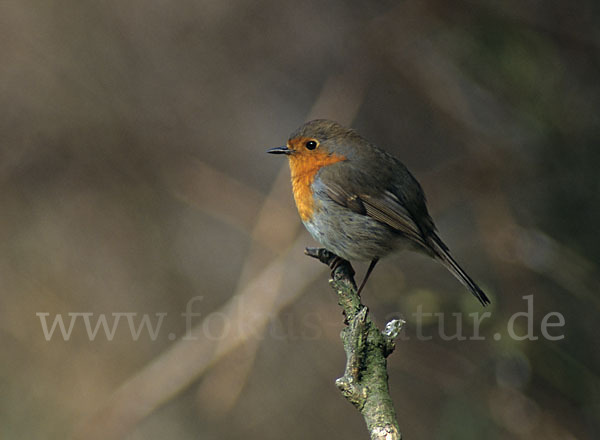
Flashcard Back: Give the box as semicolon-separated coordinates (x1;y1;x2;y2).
324;183;427;248
361;193;427;247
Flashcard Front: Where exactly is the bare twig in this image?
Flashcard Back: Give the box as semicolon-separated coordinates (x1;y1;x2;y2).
306;248;404;440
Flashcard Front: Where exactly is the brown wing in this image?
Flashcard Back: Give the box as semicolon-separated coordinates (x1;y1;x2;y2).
324;182;427;248
322;177;491;305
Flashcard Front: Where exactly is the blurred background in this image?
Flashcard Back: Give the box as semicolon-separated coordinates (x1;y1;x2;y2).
1;0;599;439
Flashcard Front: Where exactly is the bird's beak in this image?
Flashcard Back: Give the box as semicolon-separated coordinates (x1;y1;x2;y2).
266;145;292;155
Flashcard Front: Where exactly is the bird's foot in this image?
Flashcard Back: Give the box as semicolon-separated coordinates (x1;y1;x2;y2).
304;248;355;279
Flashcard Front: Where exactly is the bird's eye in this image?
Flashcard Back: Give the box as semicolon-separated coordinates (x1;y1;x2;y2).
305;140;318;150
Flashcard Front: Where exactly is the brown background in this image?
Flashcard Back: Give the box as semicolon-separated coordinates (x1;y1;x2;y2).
1;1;599;439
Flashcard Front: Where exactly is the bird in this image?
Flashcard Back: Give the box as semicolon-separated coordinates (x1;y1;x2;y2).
267;119;490;306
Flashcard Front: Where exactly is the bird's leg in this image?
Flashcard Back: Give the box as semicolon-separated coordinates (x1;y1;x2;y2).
356;258;379;296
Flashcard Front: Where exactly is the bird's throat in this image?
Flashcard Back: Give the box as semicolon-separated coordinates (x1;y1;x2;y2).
288;152;345;222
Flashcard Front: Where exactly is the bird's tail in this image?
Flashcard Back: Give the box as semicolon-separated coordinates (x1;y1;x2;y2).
428;234;491;306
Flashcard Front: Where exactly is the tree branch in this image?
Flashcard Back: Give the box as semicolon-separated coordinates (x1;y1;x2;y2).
305;248;404;440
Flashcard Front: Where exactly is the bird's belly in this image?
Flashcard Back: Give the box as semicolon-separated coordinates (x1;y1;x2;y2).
303;203;401;261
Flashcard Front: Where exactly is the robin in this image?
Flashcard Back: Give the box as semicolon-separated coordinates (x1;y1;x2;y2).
267;119;490;306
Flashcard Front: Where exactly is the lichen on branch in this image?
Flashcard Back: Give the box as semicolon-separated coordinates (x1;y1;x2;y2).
305;248;403;440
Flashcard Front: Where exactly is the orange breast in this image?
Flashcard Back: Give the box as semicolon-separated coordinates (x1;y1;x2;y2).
288;151;346;221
